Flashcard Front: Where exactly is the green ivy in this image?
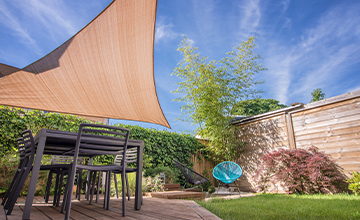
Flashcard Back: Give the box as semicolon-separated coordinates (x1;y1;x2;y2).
0;106;205;170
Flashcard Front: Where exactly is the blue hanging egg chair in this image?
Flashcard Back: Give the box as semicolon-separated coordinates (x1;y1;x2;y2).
212;161;242;195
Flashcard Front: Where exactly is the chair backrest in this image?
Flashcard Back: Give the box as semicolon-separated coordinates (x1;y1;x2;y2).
74;123;130;166
212;161;242;184
173;159;209;185
51;155;83;165
113;148;137;166
18;130;35;169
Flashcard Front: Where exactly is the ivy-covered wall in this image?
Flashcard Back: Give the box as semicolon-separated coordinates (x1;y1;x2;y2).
0;106;204;169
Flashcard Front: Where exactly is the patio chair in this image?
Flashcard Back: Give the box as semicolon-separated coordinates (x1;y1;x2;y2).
173;159;210;191
88;148;137;203
212;161;243;195
1;136;29;207
63;123;131;219
43;155;83;206
3;130;80;215
113;148;137;200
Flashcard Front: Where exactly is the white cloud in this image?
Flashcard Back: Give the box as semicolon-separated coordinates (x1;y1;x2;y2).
155;18;179;43
264;2;360;104
0;1;40;53
237;0;261;36
14;0;78;43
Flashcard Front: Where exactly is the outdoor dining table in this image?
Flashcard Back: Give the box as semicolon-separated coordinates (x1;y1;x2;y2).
22;129;144;220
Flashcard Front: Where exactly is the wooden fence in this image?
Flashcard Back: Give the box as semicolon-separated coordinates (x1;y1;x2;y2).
230;90;360;192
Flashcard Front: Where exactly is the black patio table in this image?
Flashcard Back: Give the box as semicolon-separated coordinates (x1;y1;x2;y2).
22;129;144;220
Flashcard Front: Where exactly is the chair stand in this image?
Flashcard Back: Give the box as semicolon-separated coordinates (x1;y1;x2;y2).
215;180;241;196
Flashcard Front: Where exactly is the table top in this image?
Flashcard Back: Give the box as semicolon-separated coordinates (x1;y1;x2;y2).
34;129;144;156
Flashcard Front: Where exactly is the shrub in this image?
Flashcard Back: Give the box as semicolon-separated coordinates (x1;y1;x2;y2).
254;146;347;194
109;172;137;197
201;180;212;192
346;171;360;195
142;175;165;192
208;185;216;194
144;166;177;184
0;154;19;196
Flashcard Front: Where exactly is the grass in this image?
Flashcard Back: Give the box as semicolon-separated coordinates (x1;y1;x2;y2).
197;193;360;220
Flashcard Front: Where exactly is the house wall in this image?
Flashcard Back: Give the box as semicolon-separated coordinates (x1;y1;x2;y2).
232;90;360;192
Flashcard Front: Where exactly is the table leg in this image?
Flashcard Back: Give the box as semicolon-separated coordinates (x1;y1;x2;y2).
22;132;46;220
135;145;143;210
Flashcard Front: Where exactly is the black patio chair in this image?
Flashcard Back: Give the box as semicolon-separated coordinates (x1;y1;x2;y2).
2;130;79;215
173;159;210;191
63;123;131;219
1;136;29;208
88;148;137;204
43;155;83;206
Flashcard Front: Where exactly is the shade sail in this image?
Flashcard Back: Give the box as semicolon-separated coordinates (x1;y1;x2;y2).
0;0;170;128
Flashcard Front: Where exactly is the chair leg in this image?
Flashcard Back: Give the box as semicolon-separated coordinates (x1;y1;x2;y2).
90;171;97;205
103;171;108;209
53;171;61;206
126;174;130;201
216;181;222;195
76;170;82;201
5;166;31;215
86;171;93;201
121;171;126;216
114;173;119;199
107;171;111;210
64;164;77;220
56;170;66;207
96;171;101;203
61;170;71;213
2;168;20;206
44;171;53;202
234;181;241;197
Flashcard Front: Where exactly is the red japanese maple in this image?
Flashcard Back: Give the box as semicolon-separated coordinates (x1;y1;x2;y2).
254;146;347;194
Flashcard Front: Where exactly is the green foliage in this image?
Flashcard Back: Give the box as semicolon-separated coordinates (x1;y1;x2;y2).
201;180;212;192
110;173;137;197
0;105;205;192
198;193;360;220
208;185;216;194
144;166;177;184
0;154;19;196
171;36;266;162
346;171;360;195
0;153;51;196
111;123;205;172
0;105;94;155
310;88;326;102
232;98;287;116
142;175;165;192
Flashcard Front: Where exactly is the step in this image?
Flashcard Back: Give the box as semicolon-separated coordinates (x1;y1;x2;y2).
151;191;205;200
164;184;181;191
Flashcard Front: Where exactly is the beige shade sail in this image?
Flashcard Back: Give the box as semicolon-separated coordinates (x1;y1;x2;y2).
0;0;170;128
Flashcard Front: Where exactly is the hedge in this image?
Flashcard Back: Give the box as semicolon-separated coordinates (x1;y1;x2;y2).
0;105;204;169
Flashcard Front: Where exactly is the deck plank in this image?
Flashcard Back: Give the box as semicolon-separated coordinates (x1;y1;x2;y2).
1;196;220;220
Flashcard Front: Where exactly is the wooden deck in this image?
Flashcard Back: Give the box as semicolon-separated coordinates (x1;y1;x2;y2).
1;195;221;220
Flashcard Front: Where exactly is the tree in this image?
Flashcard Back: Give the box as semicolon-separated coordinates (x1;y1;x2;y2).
310;88;326;102
232;98;287;116
171;36;266;161
254;146;347;194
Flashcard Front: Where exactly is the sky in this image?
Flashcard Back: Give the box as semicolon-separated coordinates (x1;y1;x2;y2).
1;0;360;133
